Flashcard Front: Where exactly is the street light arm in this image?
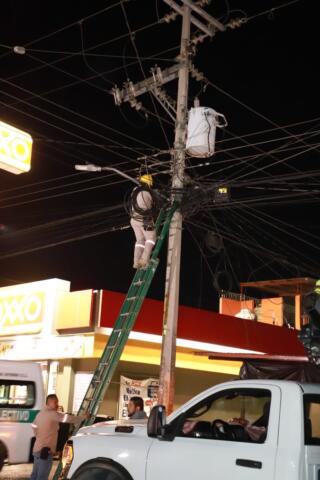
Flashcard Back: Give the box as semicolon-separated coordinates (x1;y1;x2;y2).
75;164;140;185
75;164;102;172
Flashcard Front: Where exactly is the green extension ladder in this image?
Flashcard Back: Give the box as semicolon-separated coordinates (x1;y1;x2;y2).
54;204;177;479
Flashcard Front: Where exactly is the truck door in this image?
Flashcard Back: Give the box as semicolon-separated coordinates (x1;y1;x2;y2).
147;385;281;480
304;394;320;480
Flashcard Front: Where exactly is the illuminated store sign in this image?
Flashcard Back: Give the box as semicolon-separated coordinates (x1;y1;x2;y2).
0;293;44;335
0;278;70;337
0;120;32;174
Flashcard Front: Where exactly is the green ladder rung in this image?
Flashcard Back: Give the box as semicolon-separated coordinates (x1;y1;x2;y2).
54;204;177;480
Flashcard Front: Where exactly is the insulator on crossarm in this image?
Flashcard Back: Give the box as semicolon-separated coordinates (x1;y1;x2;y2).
112;87;122;106
163;11;178;23
191;33;208;45
195;0;211;6
227;17;248;30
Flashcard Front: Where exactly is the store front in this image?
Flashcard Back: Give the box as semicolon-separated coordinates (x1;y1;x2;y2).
0;278;305;418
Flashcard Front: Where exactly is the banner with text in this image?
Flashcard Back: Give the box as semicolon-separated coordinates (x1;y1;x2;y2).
118;376;159;419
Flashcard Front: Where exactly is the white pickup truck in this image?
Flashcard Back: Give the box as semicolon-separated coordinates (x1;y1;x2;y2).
62;379;320;480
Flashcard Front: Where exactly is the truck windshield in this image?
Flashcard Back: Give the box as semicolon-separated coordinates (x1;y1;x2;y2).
0;380;35;408
304;394;320;445
174;388;271;444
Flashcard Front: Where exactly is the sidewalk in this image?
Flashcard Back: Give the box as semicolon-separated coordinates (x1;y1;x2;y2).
0;462;58;480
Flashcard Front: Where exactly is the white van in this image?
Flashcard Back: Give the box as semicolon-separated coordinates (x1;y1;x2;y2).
0;360;45;467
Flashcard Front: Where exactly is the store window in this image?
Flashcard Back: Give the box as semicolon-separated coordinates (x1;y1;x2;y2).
304;394;320;445
174;388;271;443
72;372;93;414
0;380;35;408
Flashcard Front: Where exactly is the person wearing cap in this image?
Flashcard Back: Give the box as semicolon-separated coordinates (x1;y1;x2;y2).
130;174;156;269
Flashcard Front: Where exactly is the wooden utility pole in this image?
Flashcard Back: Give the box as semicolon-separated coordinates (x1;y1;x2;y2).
112;0;225;414
158;0;225;414
157;4;191;414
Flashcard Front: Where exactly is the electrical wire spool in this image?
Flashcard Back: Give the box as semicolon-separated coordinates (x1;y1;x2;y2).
128;185;160;223
186;106;227;158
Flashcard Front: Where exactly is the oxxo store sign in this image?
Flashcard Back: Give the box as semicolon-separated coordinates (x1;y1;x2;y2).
0;292;44;335
0;279;71;341
0;120;33;174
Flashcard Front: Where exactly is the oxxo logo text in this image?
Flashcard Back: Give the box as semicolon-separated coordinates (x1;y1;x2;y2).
0;121;32;174
0;292;44;335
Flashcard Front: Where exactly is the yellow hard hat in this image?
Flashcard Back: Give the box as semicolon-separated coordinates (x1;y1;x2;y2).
140;174;153;187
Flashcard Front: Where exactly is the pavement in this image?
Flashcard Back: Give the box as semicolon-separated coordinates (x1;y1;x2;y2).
0;462;58;479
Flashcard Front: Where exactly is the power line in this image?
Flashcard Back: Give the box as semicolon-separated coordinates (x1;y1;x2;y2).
216;130;320;156
0;1;125;57
228;207;319;268
0;87;151;166
200;80;320;191
247;204;320;244
3;46;176;62
214;116;320;146
120;0;171;149
246;0;302;23
188;215;319;277
25;50;174;131
0;78;164;157
192;144;320;185
6;45;179;110
227;134;320;184
2;131;318;201
0;150;171;208
0;203;124;239
0;223;129;261
5;19;162;84
206;78;320;160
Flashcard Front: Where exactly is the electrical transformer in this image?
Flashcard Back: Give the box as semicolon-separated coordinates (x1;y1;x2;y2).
186;106;227;158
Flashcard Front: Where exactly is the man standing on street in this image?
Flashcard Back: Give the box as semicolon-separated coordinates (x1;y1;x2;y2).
30;394;88;480
127;396;147;420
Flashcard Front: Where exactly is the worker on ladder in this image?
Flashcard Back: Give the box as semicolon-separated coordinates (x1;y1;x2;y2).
130;174;157;269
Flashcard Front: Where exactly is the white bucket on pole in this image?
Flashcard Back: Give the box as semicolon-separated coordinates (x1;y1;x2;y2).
186;107;227;158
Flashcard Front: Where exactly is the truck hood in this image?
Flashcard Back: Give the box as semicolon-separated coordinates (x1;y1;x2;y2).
76;419;148;438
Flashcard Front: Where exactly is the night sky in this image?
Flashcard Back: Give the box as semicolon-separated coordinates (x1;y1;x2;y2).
0;0;319;310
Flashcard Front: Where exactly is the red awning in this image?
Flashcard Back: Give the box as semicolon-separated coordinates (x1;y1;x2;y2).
98;290;306;357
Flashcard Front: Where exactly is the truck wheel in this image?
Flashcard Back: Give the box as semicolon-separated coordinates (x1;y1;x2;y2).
0;442;7;472
71;460;132;480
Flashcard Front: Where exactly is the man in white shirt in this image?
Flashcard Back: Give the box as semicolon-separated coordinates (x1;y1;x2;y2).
30;394;88;480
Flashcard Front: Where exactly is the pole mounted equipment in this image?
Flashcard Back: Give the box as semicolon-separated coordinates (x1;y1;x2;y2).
163;0;225;36
111;0;227;414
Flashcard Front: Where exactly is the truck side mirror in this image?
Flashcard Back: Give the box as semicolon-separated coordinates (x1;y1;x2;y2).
147;405;166;438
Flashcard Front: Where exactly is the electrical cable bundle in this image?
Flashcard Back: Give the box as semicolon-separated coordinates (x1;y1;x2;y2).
127;185;161;222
